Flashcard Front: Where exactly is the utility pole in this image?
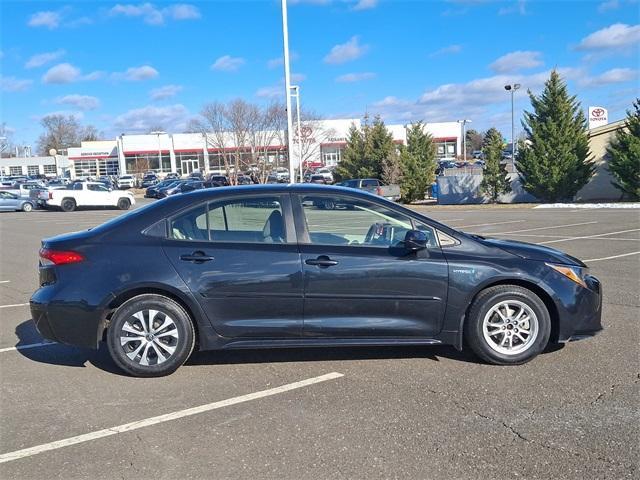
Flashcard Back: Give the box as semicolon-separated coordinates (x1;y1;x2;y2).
504;83;521;164
291;85;303;183
457;119;472;162
281;0;295;183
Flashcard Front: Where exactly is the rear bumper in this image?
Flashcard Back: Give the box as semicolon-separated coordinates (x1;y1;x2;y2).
30;288;110;349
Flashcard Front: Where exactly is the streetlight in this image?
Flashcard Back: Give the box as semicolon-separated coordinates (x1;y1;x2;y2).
49;148;59;177
457;119;472;162
290;85;303;183
504;83;521;161
280;0;295;183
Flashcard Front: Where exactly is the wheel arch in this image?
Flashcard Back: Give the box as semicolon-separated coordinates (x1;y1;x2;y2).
104;286;203;349
458;278;560;349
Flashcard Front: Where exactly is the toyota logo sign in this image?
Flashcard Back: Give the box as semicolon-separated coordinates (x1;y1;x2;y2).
592;108;605;117
588;106;608;129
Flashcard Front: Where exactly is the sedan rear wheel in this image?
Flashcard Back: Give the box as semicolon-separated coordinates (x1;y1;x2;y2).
464;285;550;365
117;198;131;210
107;294;195;377
21;202;33;212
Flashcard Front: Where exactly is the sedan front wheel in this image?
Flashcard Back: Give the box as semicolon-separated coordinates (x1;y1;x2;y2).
464;285;551;365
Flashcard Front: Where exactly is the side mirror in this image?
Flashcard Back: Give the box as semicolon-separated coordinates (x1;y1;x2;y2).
404;229;428;252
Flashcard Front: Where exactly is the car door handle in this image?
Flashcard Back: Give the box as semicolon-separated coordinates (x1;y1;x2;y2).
305;256;339;267
180;251;214;263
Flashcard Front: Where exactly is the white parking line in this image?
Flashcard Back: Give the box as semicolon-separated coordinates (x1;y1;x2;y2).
0;341;55;354
539;228;640;245
493;233;640;241
0;371;344;464
584;251;640;262
0;303;29;309
456;220;525;229
0;280;10;284
490;221;598;235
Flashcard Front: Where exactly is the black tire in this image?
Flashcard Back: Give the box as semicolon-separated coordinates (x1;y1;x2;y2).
117;198;131;210
464;285;551;365
21;202;33;212
60;198;76;212
107;294;196;377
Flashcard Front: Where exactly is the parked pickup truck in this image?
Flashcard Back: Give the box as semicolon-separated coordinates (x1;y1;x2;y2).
1;181;47;198
33;181;135;212
339;178;401;201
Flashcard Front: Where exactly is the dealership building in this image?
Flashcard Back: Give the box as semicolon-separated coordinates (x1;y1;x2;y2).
60;119;463;178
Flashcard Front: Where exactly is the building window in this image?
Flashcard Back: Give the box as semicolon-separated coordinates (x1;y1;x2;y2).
176;152;204;175
43;165;57;175
321;146;342;166
9;166;23;175
435;140;457;159
124;153;172;174
73;159;98;177
27;165;40;176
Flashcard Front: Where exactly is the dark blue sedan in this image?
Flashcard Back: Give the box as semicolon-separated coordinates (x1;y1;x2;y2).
30;185;602;377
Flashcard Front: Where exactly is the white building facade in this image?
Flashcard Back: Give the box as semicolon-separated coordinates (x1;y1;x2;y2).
64;119;463;178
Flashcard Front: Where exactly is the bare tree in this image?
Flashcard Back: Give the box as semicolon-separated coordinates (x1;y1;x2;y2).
292;108;334;176
195;102;233;180
36;114;99;155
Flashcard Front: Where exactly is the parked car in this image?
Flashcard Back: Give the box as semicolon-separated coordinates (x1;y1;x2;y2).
157;180;203;198
236;175;254;185
339;178;401;201
117;175;138;189
1;180;47;198
472;150;484;160
188;172;205;181
271;167;290;183
145;179;179;198
30;184;602;377
39;181;135;212
165;173;180;180
0;191;35;212
309;174;328;184
141;174;159;188
205;174;230;188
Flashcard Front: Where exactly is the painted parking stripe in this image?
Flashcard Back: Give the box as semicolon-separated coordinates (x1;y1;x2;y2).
0;341;55;354
495;233;640;241
456;220;525;229
539;228;640;245
584;251;640;262
0;280;10;284
490;221;598;235
0;303;29;309
0;372;344;464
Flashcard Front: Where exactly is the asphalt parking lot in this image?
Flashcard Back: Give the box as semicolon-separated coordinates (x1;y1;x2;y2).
0;200;638;479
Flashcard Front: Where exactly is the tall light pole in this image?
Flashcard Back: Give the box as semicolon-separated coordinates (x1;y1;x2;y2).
281;0;295;183
457;119;471;162
504;83;521;162
290;85;303;183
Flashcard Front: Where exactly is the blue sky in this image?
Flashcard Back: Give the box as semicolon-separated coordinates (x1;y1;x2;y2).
1;0;639;149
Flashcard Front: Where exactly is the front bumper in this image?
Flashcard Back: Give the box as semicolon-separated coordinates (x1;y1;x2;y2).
555;274;603;342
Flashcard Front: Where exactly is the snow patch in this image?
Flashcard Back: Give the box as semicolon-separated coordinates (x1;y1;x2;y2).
534;203;640;209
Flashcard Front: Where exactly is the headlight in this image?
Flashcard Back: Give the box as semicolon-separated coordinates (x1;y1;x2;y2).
546;263;588;288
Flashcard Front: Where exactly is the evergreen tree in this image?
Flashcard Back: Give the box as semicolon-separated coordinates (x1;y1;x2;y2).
480;127;511;202
517;70;594;202
399;122;437;203
336;115;395;180
606;98;640;200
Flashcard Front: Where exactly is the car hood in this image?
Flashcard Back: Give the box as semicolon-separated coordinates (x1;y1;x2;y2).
477;236;586;267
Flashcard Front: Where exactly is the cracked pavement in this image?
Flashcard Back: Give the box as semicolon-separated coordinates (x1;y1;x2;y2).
1;203;638;479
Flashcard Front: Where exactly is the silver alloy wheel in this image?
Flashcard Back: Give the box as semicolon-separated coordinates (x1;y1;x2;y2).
482;300;539;355
119;310;179;366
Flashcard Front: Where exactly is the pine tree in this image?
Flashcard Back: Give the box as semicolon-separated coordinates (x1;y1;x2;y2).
606;98;640;200
517;70;594;202
336;115;396;180
480;127;511;202
399;122;437;203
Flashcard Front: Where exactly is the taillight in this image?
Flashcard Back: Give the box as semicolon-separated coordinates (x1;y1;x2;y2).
48;191;53;199
39;248;85;266
376;186;382;195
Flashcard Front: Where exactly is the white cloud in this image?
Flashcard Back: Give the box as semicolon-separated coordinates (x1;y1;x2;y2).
150;84;183;100
498;0;527;15
324;36;369;64
211;55;245;72
112;65;159;81
1;76;33;92
352;0;378;10
110;3;201;25
42;63;81;83
267;51;299;69
598;0;619;12
113;104;190;132
42;63;103;84
336;72;376;82
25;50;66;69
55;94;101;111
429;44;462;57
577;23;640;50
27;10;61;29
579;68;638;87
490;50;543;73
256;73;306;98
